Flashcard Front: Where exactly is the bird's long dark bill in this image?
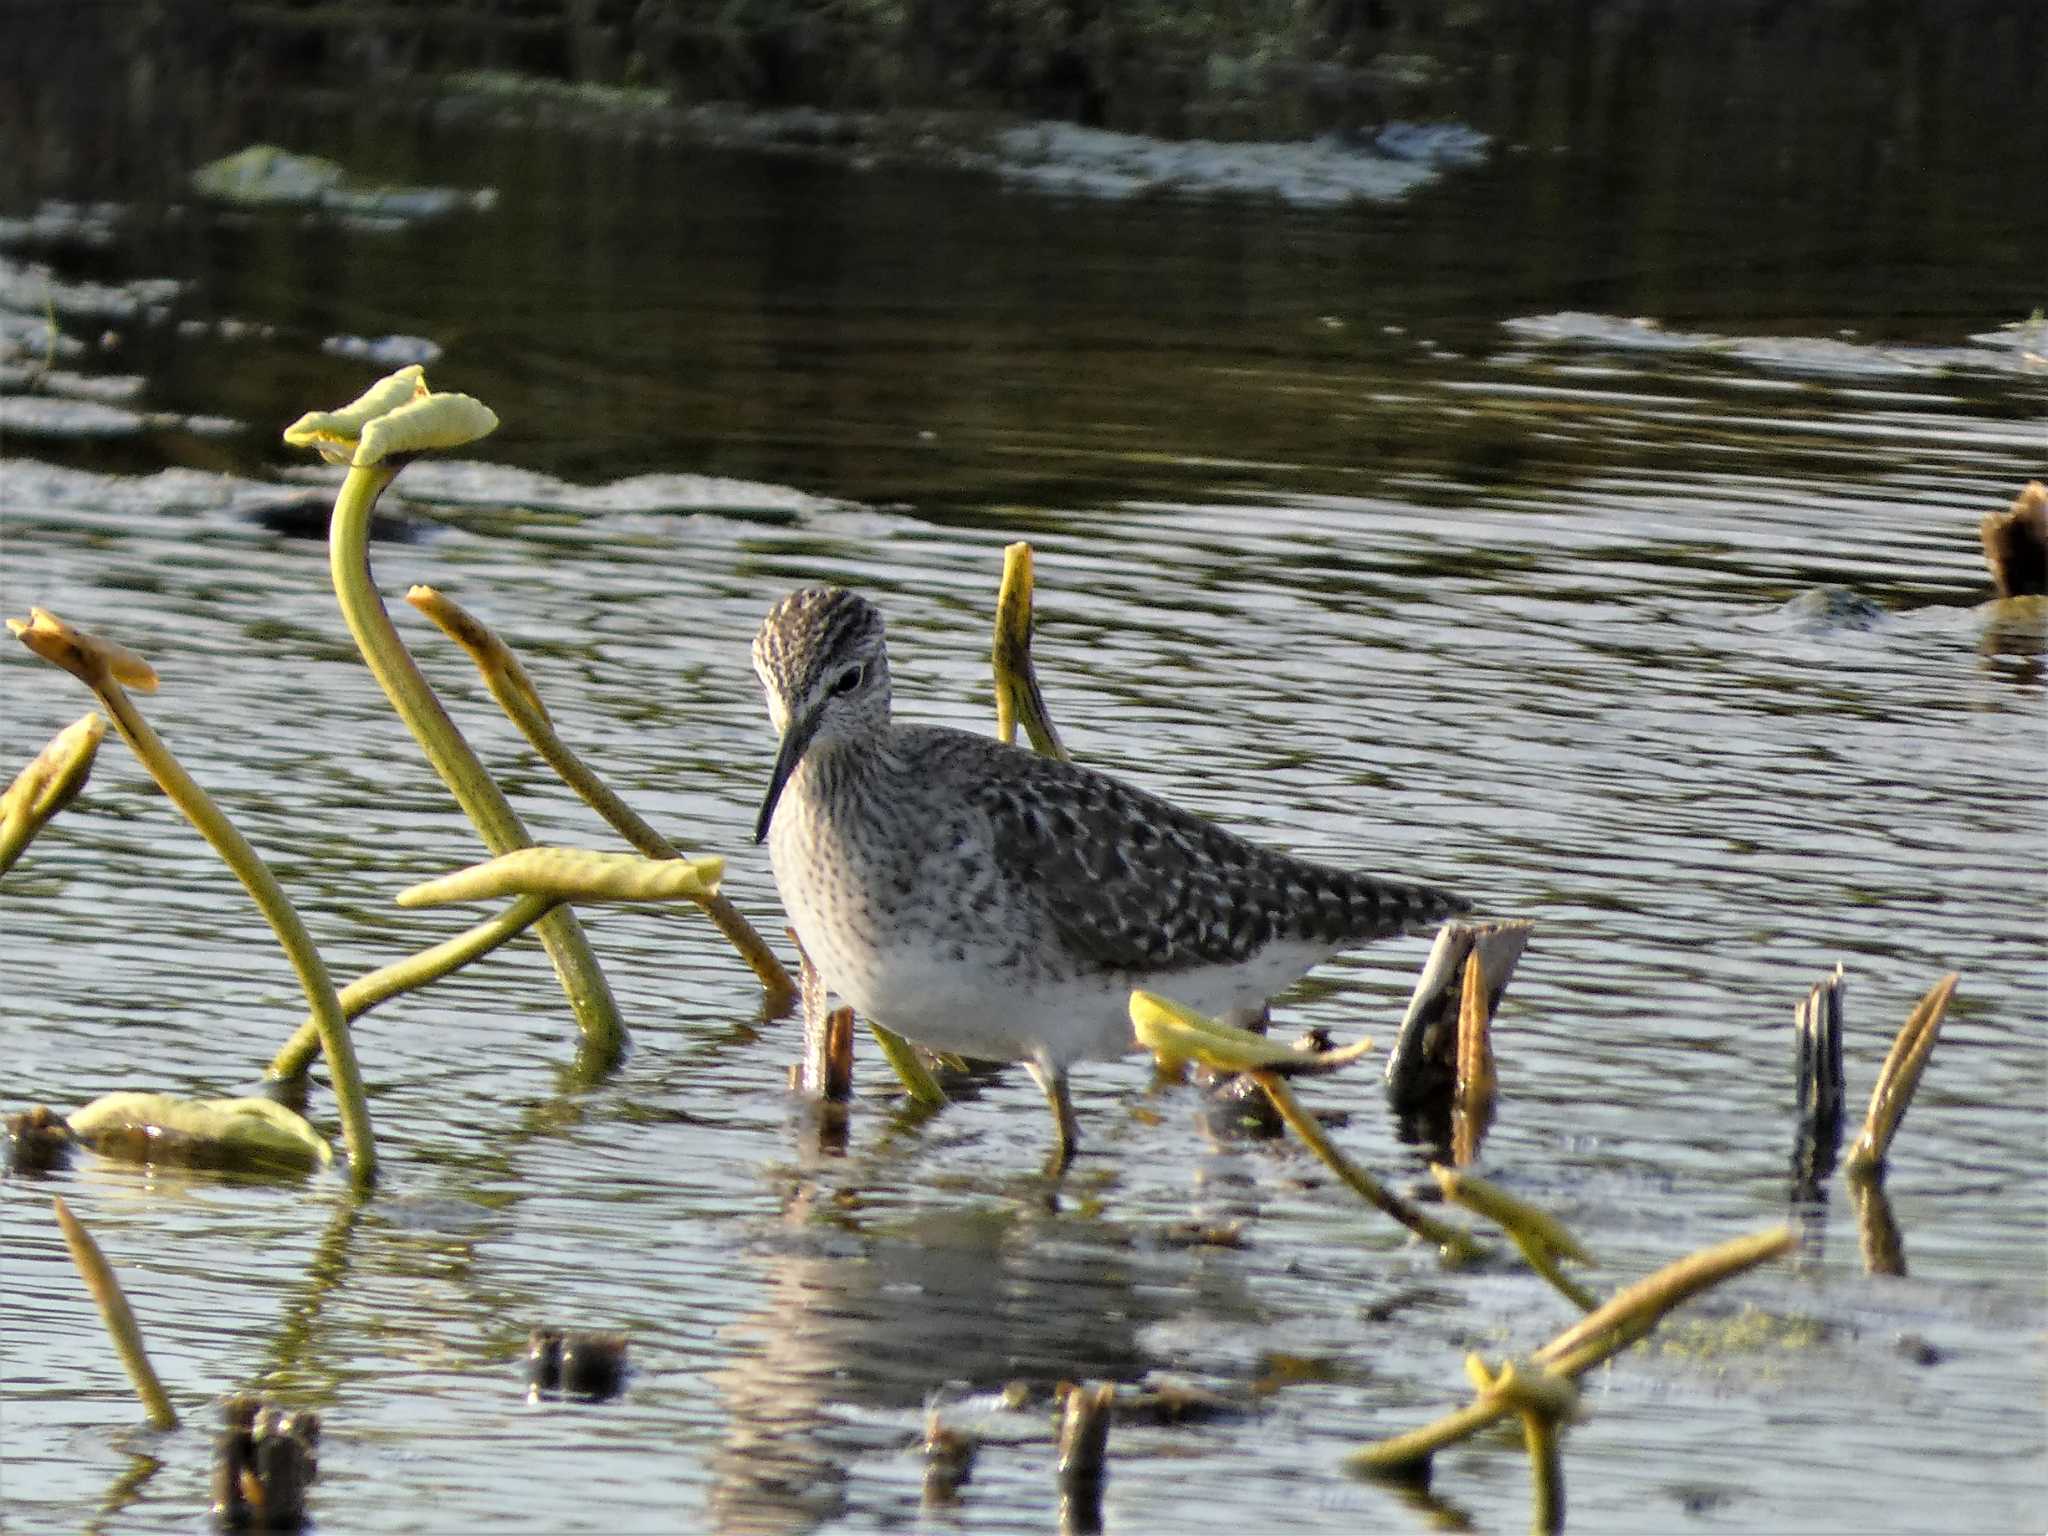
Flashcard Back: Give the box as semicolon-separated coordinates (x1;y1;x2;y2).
754;712;819;844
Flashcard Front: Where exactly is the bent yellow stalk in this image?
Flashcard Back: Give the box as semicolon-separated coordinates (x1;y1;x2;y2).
992;542;1070;760
0;711;105;876
1130;990;1479;1260
284;368;627;1068
867;1020;947;1106
1845;972;1957;1174
1348;1226;1796;1473
404;584;796;1015
395;847;723;908
9;609;375;1184
1432;1165;1598;1312
53;1197;178;1430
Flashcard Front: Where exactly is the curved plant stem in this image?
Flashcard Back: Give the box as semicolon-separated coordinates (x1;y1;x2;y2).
1432;1166;1599;1313
0;711;104;877
103;688;377;1181
270;895;551;1081
1348;1226;1794;1475
1845;972;1956;1175
53;1197;178;1429
404;585;796;1016
992;542;1070;760
1251;1070;1483;1262
325;462;626;1068
10;612;375;1183
868;1020;947;1106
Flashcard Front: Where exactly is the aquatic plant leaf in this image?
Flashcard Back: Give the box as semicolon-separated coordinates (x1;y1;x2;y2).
356;391;499;465
281;366;425;461
992;541;1070;760
190;145;347;203
283;366;496;466
8;608;158;691
1431;1166;1593;1265
68;1092;333;1174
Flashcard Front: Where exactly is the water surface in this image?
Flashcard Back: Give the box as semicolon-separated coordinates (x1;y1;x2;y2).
2;73;2044;1536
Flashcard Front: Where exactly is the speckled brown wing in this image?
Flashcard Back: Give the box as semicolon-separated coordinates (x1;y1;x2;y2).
965;734;1470;976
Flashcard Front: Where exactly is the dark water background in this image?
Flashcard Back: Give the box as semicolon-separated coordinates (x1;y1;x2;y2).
2;7;2045;1532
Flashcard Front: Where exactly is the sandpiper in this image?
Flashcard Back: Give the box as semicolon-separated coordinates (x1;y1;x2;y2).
752;585;1469;1165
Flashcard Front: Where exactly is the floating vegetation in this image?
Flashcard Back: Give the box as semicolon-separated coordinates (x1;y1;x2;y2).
190;146;496;222
52;1196;177;1430
212;1395;319;1532
68;1093;332;1176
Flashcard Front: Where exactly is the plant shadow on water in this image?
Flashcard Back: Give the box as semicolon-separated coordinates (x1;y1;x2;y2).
3;6;2047;1533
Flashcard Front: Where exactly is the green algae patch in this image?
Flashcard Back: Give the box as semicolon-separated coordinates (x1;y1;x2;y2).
1654;1304;1831;1363
191;146;495;220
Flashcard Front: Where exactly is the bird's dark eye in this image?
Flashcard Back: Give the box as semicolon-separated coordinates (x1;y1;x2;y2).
830;664;864;697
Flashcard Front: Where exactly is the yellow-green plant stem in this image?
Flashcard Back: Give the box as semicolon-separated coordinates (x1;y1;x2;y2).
325;461;626;1068
404;584;796;1015
1845;972;1956;1174
1130;988;1373;1075
10;613;375;1183
868;1021;947;1106
0;711;104;876
1250;1071;1483;1263
992;542;1070;760
395;847;721;908
274;850;719;1079
1521;1402;1565;1536
1432;1166;1599;1313
270;895;551;1081
1347;1226;1793;1474
1531;1226;1795;1375
53;1197;177;1429
1462;1359;1572;1536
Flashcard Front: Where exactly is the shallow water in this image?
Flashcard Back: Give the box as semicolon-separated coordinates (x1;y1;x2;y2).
3;70;2045;1536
